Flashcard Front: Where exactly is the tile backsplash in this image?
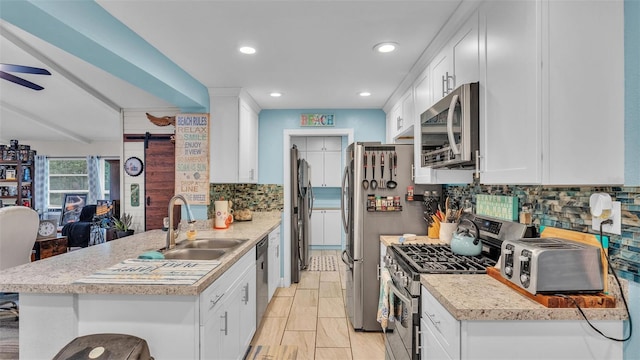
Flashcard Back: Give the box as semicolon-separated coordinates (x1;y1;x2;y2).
445;179;640;284
209;183;284;219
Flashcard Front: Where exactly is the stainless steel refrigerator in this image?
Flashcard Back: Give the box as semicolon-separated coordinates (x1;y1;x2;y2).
341;142;442;331
290;145;313;283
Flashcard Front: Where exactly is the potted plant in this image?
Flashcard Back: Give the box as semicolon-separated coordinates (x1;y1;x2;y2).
112;213;134;238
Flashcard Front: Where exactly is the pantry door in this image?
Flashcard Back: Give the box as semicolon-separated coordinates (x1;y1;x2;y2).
144;135;177;231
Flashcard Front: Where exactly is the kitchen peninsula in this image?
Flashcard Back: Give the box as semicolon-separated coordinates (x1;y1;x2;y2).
380;236;628;359
0;212;281;359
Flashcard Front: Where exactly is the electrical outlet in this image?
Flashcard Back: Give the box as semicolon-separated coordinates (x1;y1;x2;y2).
592;201;621;235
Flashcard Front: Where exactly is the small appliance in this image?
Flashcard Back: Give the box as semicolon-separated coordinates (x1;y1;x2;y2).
419;82;479;168
500;237;603;295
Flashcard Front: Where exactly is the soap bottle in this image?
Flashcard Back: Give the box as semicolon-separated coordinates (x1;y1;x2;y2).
186;223;197;240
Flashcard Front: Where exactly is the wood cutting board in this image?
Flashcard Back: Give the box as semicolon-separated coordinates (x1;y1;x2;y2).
539;227;609;293
486;267;616;308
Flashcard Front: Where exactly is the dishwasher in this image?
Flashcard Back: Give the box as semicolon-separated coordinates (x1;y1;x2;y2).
256;236;269;325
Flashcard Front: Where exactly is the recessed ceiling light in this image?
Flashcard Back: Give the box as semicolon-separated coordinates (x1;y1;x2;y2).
239;46;256;54
359;92;371;97
373;42;398;53
270;92;282;97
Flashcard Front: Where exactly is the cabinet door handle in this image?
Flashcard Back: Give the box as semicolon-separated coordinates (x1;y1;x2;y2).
220;311;228;335
243;283;250;305
442;75;448;98
475;150;481;179
210;294;224;308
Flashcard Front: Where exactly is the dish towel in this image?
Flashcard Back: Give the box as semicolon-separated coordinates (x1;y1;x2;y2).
377;267;392;331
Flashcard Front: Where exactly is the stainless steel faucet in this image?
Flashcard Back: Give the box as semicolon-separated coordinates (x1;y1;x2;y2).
166;194;196;250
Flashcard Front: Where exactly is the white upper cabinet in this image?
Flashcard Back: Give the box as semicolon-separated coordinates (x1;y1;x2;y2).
431;12;479;104
386;88;415;143
430;48;453;104
238;98;259;183
478;0;541;184
210;90;261;183
478;0;624;185
414;66;432;119
305;136;343;187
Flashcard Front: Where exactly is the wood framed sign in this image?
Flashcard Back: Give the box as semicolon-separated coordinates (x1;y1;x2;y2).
174;114;210;206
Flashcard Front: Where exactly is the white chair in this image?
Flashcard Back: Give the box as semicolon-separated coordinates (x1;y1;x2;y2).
0;206;39;318
0;206;39;269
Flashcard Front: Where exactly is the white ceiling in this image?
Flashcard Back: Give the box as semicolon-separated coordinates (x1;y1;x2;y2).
0;1;462;144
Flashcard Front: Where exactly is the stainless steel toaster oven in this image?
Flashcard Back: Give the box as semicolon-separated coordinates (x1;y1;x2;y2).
500;237;603;294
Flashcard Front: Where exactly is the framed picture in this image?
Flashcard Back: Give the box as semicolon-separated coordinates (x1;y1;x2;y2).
60;193;88;226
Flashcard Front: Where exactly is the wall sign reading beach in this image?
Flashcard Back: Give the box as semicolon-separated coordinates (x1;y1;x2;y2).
175;113;210;205
300;113;334;127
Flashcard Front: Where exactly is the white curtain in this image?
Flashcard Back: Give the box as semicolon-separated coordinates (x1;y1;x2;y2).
34;155;48;215
87;156;103;205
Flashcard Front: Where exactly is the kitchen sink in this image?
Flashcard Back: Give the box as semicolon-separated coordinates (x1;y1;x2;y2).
177;238;248;249
162;248;227;260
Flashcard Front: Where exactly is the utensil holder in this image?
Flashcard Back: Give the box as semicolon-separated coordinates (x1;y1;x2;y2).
439;222;458;244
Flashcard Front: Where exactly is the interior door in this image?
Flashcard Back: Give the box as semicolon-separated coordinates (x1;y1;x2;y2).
144;135;175;230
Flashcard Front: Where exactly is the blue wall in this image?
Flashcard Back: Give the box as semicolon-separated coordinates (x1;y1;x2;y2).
257;109;386;185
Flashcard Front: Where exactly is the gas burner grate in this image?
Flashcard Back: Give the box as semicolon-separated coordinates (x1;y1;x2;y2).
392;244;496;274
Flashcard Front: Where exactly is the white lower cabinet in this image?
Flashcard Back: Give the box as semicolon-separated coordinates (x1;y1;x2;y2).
310;209;342;246
268;225;281;301
420;285;623;359
201;248;256;360
421;319;452;360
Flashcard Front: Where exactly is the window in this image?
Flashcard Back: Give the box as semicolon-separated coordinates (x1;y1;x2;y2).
48;159;88;209
48;158;114;209
103;160;111;200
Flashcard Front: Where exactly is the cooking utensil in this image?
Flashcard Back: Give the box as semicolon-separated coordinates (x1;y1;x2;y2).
450;218;482;256
362;152;369;189
380;152;385;189
393;151;397;176
387;152;397;189
370;152;377;190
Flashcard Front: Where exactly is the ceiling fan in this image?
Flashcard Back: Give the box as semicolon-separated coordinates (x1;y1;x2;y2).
0;63;51;91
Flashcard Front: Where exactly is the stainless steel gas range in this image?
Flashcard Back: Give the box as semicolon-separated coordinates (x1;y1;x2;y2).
382;214;528;360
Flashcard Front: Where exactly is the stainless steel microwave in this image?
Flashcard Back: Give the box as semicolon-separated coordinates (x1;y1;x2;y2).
420;82;479;168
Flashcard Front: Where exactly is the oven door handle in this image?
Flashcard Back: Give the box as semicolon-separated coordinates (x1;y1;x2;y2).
387;280;416;314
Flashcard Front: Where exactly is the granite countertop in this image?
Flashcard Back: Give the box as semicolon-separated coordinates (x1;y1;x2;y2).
380;234;437;247
0;212;282;296
380;235;629;321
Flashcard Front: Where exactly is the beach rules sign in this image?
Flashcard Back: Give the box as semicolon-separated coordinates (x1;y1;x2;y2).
175;113;210;205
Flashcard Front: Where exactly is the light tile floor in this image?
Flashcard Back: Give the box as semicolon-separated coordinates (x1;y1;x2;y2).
250;250;385;359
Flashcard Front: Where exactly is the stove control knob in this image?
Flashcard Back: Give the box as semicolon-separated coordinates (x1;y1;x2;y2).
504;266;513;276
503;249;513;255
385;256;394;266
520;274;529;284
399;275;409;288
391;264;399;272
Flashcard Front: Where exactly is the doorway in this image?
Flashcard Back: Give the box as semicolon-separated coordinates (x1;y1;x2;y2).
282;129;354;287
144;135;175;231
